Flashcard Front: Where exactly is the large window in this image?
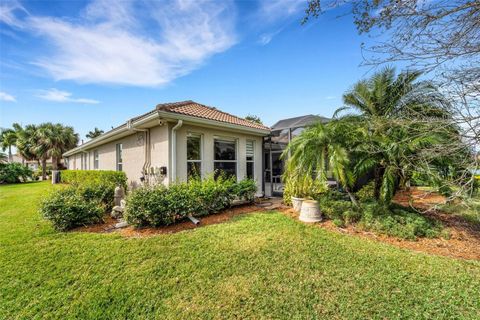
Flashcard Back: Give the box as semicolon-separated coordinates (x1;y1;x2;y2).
246;140;254;179
187;133;202;179
93;150;99;169
116;143;123;171
214;138;236;179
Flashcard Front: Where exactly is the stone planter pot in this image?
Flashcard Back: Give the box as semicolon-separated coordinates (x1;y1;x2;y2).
291;197;305;212
299;200;322;223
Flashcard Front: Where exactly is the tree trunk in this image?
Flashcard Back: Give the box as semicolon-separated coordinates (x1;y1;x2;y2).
52;157;58;170
8;145;12;162
373;166;384;200
41;158;47;180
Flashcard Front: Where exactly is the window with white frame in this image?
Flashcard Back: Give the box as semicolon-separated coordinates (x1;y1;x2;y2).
116;143;123;171
214;137;237;179
93;150;99;169
246;140;254;179
187;133;202;179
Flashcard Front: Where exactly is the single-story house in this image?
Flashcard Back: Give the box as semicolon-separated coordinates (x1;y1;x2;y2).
63;101;270;193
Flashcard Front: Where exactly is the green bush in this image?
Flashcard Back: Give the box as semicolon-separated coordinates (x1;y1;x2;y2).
124;176;256;227
61;170;127;190
356;182;375;202
77;181;116;212
283;175;328;205
359;203;443;240
33;165;52;180
40;187;103;231
0;163;34;184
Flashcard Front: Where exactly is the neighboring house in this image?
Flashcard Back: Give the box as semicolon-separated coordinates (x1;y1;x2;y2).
63;101;270;192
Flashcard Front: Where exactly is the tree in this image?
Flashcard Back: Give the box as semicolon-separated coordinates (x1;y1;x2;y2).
14;124;40;165
283;121;359;206
86;127;104;139
36;123;79;178
245;115;263;125
0;128;17;162
336;67;453;200
303;0;480;199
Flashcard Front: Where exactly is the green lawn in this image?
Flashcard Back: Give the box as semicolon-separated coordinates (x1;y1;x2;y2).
1;182;480;319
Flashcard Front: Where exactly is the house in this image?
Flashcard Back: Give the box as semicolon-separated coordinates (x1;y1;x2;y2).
63;101;270;193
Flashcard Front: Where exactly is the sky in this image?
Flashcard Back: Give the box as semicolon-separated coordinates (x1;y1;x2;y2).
0;0;374;140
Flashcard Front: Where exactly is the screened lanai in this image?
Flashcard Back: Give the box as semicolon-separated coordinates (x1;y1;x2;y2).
264;114;330;197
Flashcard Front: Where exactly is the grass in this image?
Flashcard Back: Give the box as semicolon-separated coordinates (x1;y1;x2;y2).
1;182;480;319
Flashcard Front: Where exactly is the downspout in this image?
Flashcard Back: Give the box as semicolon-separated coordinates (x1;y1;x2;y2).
171;120;183;183
127;119;150;184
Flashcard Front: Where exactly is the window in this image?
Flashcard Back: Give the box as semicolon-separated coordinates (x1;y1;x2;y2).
116;143;123;171
214;138;237;179
93;150;99;169
187;133;202;179
246;140;254;179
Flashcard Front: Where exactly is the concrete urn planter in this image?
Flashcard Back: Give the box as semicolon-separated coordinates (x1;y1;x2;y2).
299;200;322;223
291;197;305;212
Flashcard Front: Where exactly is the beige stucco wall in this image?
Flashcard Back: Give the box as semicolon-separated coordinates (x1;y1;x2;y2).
66;125;169;188
66;122;264;194
174;124;264;194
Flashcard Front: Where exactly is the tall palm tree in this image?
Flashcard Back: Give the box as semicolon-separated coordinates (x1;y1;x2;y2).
283;121;359;206
0;128;17;162
14;123;40;166
37;123;79;178
336;67;451;200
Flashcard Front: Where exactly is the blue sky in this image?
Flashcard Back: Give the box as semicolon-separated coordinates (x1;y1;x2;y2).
0;0;373;139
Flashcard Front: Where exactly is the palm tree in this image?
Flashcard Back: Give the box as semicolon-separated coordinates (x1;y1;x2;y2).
86;127;104;139
283;121;359;206
0;128;17;162
14;123;40;166
37;123;79;178
336;67;451;200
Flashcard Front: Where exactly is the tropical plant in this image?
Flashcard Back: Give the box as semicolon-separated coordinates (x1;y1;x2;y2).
0;128;17;162
283;121;359;206
14;123;40;166
336;67;453;203
86;127;104;139
245;114;263;125
36;123;79;173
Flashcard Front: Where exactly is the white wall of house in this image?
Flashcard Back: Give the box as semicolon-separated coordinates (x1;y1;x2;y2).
65;122;264;193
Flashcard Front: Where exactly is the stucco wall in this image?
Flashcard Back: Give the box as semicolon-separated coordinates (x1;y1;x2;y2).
65;122;264;194
174;124;264;194
65;125;169;188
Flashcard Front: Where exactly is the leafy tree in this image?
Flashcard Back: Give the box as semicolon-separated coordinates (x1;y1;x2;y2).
245;115;263;125
86;127;104;139
0;128;17;162
14;123;40;166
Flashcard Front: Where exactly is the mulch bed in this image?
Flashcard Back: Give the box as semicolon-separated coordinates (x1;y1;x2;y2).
74;190;479;260
279;188;480;261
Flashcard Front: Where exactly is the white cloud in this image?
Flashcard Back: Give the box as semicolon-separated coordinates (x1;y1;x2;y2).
258;29;283;45
4;0;236;87
258;0;306;22
0;0;27;28
325;96;336;100
36;88;99;104
0;91;16;102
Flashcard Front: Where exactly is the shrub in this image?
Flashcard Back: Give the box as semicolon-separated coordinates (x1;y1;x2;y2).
40;187;103;231
61;170;127;190
0;163;34;184
356;182;375;202
124;176;256;227
77;181;116;212
33;165;52;180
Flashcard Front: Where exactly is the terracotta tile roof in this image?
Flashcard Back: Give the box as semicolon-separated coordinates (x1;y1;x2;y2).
156;100;270;131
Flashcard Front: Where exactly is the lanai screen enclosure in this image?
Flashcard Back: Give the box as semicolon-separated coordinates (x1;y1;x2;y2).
264;115;330;197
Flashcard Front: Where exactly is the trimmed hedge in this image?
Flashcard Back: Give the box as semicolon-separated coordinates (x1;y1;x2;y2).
61;170;127;190
124;177;257;227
